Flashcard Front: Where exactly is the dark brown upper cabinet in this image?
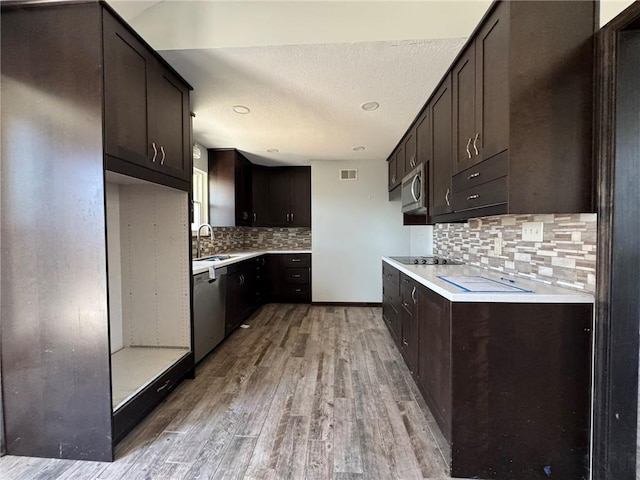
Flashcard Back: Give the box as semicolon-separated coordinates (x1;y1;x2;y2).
395;144;406;186
104;13;191;182
452;3;509;175
251;164;270;226
208;149;253;227
389;0;595;223
387;151;399;191
403;126;417;173
415;108;432;169
268;167;311;227
429;74;453;218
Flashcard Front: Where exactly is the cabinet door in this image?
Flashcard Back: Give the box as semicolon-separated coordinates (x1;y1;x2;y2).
452;45;477;174
267;168;290;226
103;12;152;167
475;2;509;162
151;65;191;181
226;271;243;335
430;75;453;217
395;145;406;183
404;127;417;173
417;286;451;439
400;274;419;372
252;165;270;226
289;167;311;227
388;153;398;191
234;155;253;226
415;108;431;168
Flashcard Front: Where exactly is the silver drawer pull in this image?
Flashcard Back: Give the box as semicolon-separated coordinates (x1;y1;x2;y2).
156;380;170;392
292;274;301;278
291;258;301;263
467;194;480;200
467;172;480;180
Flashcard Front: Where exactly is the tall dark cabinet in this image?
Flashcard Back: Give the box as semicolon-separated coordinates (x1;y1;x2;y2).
1;1;193;461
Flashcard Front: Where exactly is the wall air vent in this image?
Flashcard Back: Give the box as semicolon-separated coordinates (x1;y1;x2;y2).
339;169;358;180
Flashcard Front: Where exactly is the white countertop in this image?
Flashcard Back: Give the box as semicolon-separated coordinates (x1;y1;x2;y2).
192;250;311;275
382;257;594;304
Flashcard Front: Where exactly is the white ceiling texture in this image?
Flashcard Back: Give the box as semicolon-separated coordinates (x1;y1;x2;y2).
109;1;495;166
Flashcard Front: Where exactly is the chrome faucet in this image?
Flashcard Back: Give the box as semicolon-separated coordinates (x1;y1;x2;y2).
196;223;214;259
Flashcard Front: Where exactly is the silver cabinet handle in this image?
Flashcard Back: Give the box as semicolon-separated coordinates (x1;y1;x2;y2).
465;137;472;159
467;172;480;180
286;213;290;222
151;142;158;163
392;174;396;184
253;213;257;222
291;213;294;222
156;380;170;392
403;340;408;346
160;145;166;165
467;194;479;200
445;188;450;206
411;286;417;304
473;133;479;156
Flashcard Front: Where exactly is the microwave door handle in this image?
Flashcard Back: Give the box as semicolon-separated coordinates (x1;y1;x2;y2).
411;175;420;203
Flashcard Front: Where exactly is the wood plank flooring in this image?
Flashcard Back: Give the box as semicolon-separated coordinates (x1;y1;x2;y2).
0;304;455;480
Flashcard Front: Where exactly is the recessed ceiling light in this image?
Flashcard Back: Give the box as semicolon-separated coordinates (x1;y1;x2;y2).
267;148;279;153
352;146;366;152
361;101;380;111
232;105;250;114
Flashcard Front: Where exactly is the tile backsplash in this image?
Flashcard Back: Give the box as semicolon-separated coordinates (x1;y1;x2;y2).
194;227;311;257
433;213;597;293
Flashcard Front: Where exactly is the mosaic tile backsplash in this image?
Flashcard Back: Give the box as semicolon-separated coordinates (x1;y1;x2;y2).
433;213;597;293
194;227;311;257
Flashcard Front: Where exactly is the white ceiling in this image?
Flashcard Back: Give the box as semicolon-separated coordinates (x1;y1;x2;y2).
107;1;493;166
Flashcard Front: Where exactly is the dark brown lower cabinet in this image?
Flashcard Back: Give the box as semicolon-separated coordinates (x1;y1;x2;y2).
400;273;419;374
268;253;312;303
382;263;593;479
416;286;451;440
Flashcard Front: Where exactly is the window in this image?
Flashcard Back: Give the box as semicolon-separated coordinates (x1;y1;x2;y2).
192;167;208;231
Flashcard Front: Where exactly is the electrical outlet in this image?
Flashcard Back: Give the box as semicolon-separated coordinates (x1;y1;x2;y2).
522;221;544;242
494;237;503;255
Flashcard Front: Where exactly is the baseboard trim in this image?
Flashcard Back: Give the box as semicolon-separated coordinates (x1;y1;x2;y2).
312;302;382;307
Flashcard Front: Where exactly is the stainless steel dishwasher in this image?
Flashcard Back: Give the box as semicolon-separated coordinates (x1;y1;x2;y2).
193;266;227;363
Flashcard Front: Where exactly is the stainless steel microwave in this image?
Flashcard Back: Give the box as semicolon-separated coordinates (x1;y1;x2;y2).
401;163;428;214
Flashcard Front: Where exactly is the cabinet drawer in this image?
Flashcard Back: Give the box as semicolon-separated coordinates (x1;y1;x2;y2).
400;274;418;315
279;253;311;268
278;284;311;300
383;261;400;285
451;176;507;212
452;151;508;193
283;267;310;284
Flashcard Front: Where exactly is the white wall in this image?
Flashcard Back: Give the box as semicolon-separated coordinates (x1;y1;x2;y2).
410;225;434;256
106;183;124;353
312;159;411;302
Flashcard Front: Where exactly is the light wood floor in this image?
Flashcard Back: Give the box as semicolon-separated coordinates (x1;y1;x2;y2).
0;304;454;480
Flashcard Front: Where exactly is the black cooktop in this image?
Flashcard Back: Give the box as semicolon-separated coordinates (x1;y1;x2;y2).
389;256;464;266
